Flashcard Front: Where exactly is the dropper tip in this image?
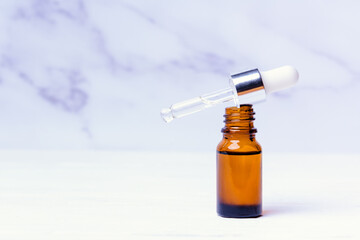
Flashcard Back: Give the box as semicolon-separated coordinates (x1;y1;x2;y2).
160;108;174;123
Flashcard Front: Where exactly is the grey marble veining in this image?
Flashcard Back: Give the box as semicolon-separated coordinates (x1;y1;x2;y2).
0;0;359;152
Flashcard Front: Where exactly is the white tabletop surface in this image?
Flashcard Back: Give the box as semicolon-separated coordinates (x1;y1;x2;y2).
0;151;359;240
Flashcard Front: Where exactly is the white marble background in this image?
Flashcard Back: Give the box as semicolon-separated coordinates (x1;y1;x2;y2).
0;0;359;152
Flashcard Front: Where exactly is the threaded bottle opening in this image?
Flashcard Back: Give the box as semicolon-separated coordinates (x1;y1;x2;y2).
224;104;255;121
222;104;257;133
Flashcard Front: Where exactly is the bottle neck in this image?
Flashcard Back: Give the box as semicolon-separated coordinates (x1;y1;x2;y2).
222;105;257;138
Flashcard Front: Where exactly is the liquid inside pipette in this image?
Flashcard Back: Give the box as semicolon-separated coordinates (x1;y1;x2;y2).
161;88;234;123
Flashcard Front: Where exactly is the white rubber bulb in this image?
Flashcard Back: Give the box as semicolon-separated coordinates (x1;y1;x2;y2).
260;65;299;94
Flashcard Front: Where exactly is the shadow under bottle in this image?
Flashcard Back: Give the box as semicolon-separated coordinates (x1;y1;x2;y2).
217;105;262;218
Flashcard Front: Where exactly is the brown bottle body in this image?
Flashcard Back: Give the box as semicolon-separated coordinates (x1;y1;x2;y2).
217;105;262;218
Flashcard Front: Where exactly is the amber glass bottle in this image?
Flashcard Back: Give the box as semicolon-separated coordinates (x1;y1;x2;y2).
217;104;262;218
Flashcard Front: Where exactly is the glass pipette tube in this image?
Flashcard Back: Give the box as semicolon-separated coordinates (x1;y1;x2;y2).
160;88;234;123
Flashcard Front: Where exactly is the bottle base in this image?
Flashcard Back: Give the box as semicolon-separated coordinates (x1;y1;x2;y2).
217;202;262;218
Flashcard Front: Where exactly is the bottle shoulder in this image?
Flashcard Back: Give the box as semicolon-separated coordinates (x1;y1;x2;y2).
217;137;262;153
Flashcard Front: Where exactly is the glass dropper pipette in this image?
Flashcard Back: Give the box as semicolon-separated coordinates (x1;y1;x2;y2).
161;66;299;123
